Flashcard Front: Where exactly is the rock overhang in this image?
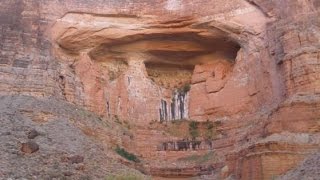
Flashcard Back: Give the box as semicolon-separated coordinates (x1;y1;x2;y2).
52;12;241;66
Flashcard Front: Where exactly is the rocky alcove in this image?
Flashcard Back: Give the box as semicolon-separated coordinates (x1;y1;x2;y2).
52;13;241;122
1;0;320;179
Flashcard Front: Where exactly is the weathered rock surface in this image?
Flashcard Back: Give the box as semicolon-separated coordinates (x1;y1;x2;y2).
277;152;320;180
0;0;319;179
21;141;39;154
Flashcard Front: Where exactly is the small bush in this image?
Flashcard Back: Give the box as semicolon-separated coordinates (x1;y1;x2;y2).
204;120;216;140
189;121;199;140
205;120;214;130
178;83;191;93
115;146;140;163
182;83;191;93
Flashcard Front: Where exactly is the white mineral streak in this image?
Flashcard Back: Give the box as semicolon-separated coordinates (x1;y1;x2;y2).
165;0;183;11
159;90;189;121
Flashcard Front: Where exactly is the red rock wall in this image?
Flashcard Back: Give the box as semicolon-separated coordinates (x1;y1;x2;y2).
0;0;319;179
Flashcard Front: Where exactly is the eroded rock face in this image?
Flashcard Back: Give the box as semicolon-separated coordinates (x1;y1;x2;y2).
0;0;319;179
52;12;243;123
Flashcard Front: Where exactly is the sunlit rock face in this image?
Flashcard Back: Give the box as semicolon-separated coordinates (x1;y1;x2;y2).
52;12;243;123
0;0;320;179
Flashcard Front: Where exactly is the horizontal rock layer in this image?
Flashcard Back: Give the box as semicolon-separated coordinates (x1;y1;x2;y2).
0;0;319;179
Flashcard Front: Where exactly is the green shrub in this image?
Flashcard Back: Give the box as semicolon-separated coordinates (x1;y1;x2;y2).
204;120;216;140
178;83;191;93
182;83;191;93
189;121;199;140
115;146;140;163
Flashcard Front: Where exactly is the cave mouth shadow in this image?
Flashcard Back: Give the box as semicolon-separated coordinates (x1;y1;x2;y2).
133;32;241;90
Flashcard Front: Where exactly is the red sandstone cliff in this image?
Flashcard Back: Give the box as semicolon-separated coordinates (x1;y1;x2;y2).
0;0;319;179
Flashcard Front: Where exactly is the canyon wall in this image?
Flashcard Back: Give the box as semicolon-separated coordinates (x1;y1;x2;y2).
0;0;319;179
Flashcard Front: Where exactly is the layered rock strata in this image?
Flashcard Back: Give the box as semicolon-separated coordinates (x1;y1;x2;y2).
0;0;319;179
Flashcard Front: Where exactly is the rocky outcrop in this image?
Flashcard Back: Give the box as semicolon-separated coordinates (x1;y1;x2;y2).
51;11;245;123
0;0;319;179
